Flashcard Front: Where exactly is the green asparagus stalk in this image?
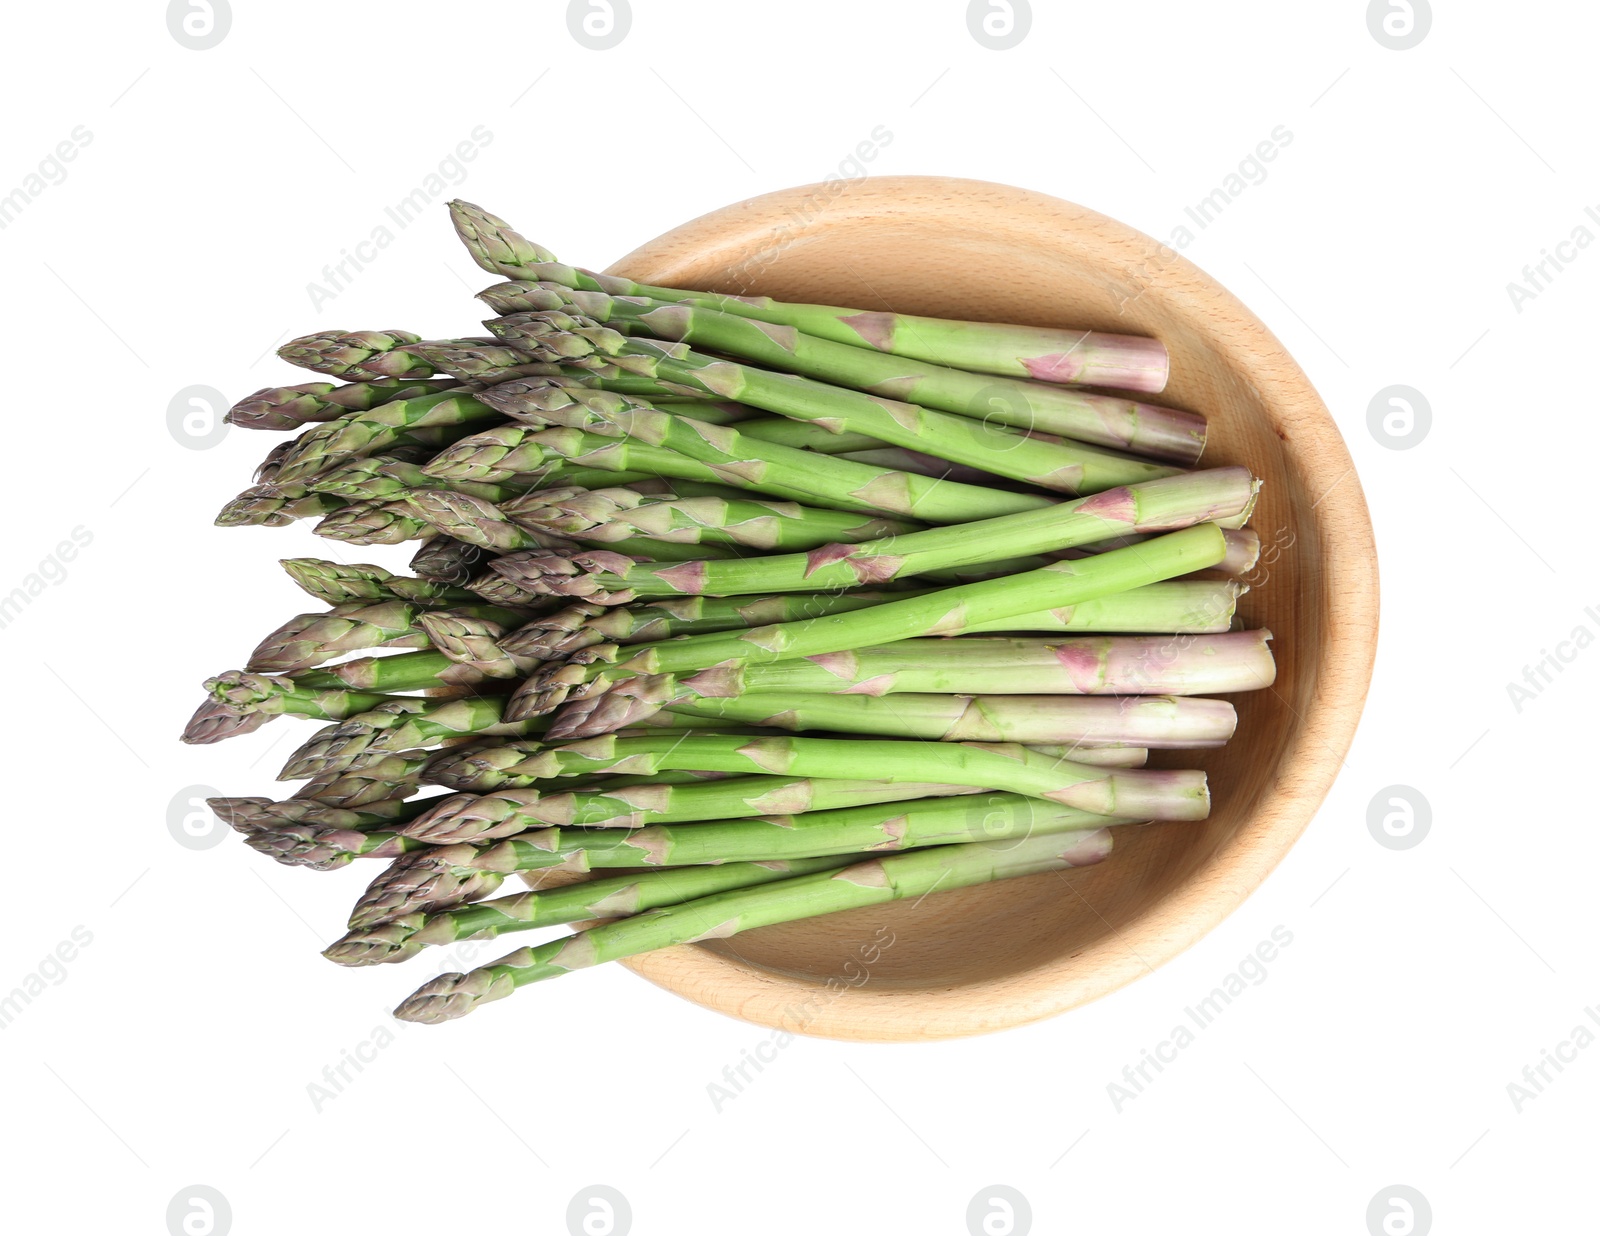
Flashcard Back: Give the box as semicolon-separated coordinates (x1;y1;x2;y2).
276;695;754;782
398;489;746;563
286;750;439;809
208;791;448;833
476;468;1253;607
486;312;1179;495
405;340;715;402
491;283;1200;461
246;822;439;870
663;692;1238;747
227;378;456;430
401;776;985;843
390;827;1115;1019
279;558;480;606
321;458;630;506
454;201;1171;395
500;484;920;551
206;674;429;722
472;377;1051;519
496;592;910;663
313;499;433;546
431;412;1051;524
278;330;434;380
279;697;540;781
215;484;346;528
652;631;1277;698
404;430;661;495
325;855;859;966
498;580;1242;665
306;457;514;504
419;732;1209;823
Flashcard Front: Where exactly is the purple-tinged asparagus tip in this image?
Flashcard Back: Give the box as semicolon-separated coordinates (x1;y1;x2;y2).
182;697;274;744
322;922;423;968
392;967;512;1024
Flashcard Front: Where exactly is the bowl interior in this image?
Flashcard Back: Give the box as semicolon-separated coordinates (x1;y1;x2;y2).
599;177;1375;1039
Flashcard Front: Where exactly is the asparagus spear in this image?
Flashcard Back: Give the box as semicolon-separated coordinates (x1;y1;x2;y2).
419;732;1209;822
329;458;645;506
652;631;1277;698
474;468;1253;606
277;699;522;782
226;378;455;430
390;827;1114;1020
276;696;754;782
180;697;272;745
498;580;1243;664
278;330;434;380
405;340;710;401
663;692;1238;746
210;789;451;833
415;611;530;679
398;489;746;563
486;312;1180;495
286;749;439;808
306;457;512;504
493;283;1200;461
454;200;1170;395
401;776;985;843
313;499;433;546
501;484;921;552
215;484;346;528
497;592;917;663
406;430;661;494
279;558;480;606
325;855;859;966
470;377;1043;514
206;674;421;722
527;522;1233;727
431;411;1051;523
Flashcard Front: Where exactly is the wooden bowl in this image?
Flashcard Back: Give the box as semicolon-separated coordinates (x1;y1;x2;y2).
603;176;1379;1041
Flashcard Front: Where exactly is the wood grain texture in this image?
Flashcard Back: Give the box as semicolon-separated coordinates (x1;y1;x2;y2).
591;176;1380;1041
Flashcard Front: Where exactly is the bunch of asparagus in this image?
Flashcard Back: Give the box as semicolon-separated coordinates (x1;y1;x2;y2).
186;200;1276;1025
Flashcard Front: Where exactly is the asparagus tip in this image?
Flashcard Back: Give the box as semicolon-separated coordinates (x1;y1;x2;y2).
182;697;273;745
322;926;420;968
393;967;512;1024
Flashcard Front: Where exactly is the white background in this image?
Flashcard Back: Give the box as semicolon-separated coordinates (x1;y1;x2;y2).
1;2;1593;1233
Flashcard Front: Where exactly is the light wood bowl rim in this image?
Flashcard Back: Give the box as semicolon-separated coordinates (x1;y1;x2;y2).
596;175;1379;1041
